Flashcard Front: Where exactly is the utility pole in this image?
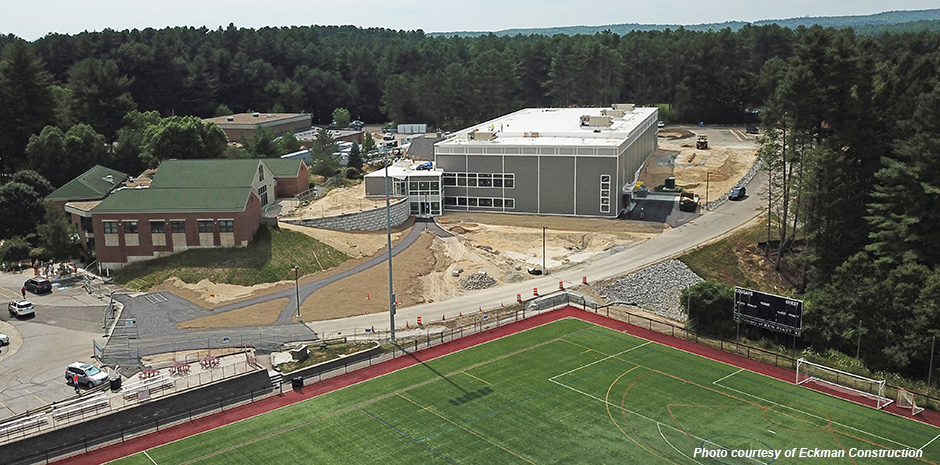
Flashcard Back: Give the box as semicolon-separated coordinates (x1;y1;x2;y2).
929;335;936;388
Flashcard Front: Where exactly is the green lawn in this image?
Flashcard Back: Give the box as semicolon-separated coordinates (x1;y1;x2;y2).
110;318;940;464
113;225;349;289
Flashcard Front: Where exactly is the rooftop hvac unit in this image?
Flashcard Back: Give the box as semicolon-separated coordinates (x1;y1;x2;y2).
226;116;235;121
602;109;626;118
612;103;635;112
252;112;260;117
468;131;497;141
582;115;613;127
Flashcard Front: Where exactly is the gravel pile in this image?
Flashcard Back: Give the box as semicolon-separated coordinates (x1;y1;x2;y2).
460;271;498;290
596;260;703;321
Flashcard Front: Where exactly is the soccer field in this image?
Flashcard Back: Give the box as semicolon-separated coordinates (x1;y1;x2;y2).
109;317;940;464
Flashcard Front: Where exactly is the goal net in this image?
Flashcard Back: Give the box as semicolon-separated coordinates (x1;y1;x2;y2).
796;358;892;409
897;387;925;415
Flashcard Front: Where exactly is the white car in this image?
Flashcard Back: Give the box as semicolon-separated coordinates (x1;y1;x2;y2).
0;333;8;345
65;362;109;387
8;300;34;318
657;120;665;128
383;132;396;141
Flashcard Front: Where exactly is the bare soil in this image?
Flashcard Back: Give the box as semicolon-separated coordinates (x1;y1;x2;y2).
160;127;758;328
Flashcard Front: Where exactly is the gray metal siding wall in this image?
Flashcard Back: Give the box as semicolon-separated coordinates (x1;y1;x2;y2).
539;157;575;214
575;157;619;216
364;176;388;196
618;117;659;212
503;155;539;212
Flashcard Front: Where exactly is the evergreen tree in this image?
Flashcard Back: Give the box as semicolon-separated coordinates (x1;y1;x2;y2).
65;58;137;142
867;84;940;269
347;142;363;172
0;41;57;174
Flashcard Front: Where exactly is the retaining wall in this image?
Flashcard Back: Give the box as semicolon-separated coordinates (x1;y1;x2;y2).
281;197;410;231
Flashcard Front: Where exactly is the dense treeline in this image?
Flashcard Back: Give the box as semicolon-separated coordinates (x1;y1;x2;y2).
2;23;940;379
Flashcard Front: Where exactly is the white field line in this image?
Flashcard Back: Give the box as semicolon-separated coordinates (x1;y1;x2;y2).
658;423;704;465
549;341;652;381
143;450;158;465
712;368;744;385
550;378;763;464
713;380;916;451
920;432;940;451
730;129;744;141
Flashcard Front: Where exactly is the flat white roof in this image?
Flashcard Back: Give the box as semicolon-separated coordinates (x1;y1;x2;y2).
364;161;443;180
437;106;657;148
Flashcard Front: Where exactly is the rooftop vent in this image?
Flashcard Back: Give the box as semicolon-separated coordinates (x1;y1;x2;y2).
103;175;114;184
612;103;635;112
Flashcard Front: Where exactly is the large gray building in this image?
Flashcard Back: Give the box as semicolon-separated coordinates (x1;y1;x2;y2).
434;105;658;218
364;105;658;218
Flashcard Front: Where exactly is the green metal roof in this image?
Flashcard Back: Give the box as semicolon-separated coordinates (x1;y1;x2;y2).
149;159;263;189
262;158;305;177
46;165;127;201
91;187;252;213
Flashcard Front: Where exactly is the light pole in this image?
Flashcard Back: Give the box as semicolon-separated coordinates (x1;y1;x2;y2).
705;172;711;211
292;266;301;322
542;226;547;274
385;150;396;342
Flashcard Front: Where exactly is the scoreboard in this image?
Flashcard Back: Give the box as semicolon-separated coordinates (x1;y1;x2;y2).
733;287;803;336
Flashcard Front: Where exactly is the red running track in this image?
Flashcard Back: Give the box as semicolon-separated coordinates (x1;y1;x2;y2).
62;307;940;464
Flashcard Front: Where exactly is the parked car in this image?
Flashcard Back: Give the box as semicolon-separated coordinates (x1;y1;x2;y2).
24;277;51;294
350;120;365;130
0;333;8;345
383;132;396;141
657;120;665;128
8;300;34;318
745;125;759;134
65;362;109;387
729;186;746;200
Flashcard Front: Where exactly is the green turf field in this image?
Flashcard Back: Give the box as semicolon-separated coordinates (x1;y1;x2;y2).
110;318;940;464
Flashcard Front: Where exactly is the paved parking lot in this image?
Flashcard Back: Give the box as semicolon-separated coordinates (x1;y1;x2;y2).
0;271;111;421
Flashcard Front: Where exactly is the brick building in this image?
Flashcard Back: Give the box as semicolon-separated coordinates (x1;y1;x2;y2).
48;159;308;270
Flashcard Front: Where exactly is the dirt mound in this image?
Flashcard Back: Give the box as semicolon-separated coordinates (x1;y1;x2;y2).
659;129;695;140
449;226;471;235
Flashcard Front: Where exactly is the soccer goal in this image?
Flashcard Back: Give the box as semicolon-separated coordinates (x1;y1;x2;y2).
897;387;925;415
796;358;893;409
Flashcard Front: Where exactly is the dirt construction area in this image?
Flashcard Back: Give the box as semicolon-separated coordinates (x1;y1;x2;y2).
160;126;759;326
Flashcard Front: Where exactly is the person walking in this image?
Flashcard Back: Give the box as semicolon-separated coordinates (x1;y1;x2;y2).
21;286;26;299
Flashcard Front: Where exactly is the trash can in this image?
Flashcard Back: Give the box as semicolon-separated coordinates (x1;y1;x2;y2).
110;377;122;391
664;177;676;190
292;376;303;389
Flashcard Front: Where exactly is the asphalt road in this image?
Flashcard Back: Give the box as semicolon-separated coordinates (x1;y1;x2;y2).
308;171;768;339
0;273;112;421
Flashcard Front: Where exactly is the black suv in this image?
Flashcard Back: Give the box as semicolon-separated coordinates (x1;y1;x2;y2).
24;277;52;294
729;186;746;201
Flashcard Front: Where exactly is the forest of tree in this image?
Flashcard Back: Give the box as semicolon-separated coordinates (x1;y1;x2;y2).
1;23;940;379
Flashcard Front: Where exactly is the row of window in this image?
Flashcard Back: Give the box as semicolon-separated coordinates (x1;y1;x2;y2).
103;220;235;235
600;174;612;214
408;181;441;195
442;173;515;188
443;197;515;208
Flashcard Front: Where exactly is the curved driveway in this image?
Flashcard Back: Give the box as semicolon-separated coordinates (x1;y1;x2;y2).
311;171;769;338
113;171;765;353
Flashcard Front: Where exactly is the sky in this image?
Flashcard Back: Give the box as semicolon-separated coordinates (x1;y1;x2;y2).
3;0;938;41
